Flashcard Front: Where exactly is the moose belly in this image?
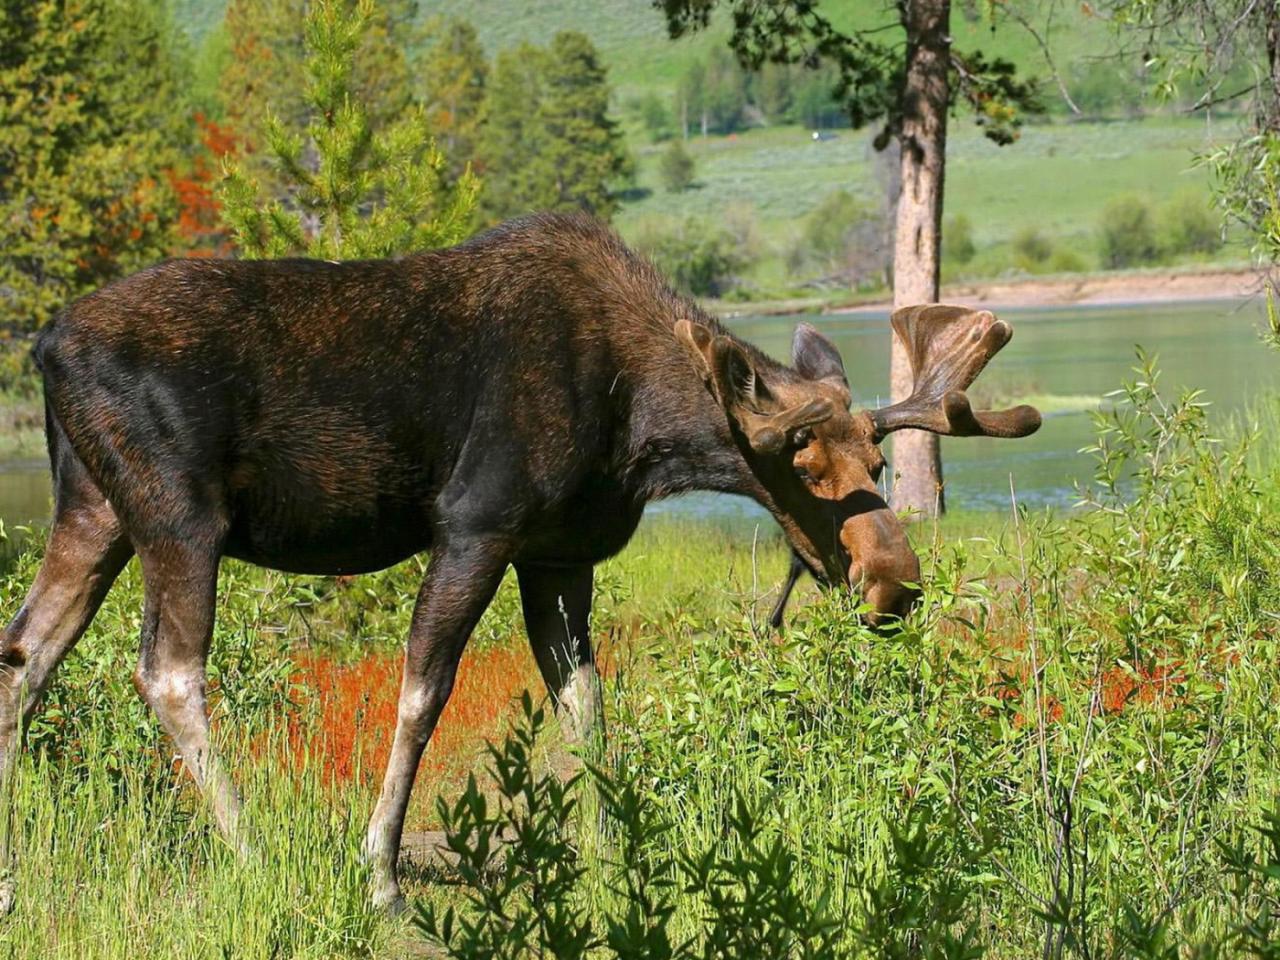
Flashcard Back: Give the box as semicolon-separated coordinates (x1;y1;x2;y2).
222;465;434;575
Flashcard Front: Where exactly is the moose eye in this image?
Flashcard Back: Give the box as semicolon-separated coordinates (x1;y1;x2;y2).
791;427;813;447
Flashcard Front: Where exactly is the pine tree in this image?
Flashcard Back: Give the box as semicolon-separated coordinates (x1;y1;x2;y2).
218;0;307;183
704;47;748;133
219;0;420;193
416;16;487;181
217;0;478;260
479;32;631;222
659;140;695;192
0;0;192;332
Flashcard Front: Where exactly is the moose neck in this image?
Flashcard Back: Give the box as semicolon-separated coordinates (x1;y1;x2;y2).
621;320;777;511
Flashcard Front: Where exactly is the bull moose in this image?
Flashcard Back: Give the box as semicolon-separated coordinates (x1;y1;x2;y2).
0;213;1039;910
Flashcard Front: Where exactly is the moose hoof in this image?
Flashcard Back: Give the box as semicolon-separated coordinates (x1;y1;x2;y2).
371;883;406;917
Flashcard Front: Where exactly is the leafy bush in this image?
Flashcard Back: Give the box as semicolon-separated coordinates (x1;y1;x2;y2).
658;140;696;193
0;337;39;399
1012;225;1053;267
636;92;675;143
943;214;976;266
1099;195;1160;268
1158;190;1222;257
416;695;983;959
789;189;889;290
1047;246;1088;273
635;217;748;297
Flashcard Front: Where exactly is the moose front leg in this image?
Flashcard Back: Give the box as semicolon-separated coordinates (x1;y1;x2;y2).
515;563;602;750
364;537;511;912
768;551;807;630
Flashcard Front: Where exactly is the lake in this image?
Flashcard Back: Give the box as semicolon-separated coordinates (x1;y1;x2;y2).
0;297;1274;533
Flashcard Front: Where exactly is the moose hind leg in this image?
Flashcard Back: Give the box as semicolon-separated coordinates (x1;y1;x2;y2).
132;537;244;846
0;495;132;784
515;563;602;749
365;537;511;912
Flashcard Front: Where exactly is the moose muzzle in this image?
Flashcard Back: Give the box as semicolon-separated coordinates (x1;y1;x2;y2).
839;505;922;627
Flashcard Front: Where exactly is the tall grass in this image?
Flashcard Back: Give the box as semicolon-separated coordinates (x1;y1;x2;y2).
0;727;388;958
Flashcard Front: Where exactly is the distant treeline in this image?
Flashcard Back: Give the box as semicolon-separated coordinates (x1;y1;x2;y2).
628;50;846;141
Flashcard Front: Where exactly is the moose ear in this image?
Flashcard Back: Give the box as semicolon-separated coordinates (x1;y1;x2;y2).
792;323;849;400
675;318;717;385
710;335;770;411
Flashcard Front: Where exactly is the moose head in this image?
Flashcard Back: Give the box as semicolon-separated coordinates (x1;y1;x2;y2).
677;304;1041;626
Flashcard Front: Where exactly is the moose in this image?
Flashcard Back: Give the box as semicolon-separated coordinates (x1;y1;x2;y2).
0;213;1039;910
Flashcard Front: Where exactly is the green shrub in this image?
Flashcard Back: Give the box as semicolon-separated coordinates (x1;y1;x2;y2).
1159;190;1222;257
0;337;39;399
1047;246;1088;273
658;140;696;193
789;189;888;290
635;217;748;297
1012;225;1053;266
636;92;674;143
415;695;976;959
1099;194;1160;268
943;214;976;266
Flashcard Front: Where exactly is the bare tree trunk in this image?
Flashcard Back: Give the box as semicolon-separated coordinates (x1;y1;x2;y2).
889;0;951;517
1267;0;1280;133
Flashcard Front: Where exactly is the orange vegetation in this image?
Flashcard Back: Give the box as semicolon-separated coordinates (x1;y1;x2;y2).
287;642;543;804
166;112;237;258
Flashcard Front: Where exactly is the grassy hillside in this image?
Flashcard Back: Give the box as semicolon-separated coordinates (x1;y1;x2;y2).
173;0;1118;105
616;114;1246;293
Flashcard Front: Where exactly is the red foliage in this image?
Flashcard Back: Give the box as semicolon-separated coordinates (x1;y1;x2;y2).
990;657;1187;728
286;642;543;800
167;112;237;258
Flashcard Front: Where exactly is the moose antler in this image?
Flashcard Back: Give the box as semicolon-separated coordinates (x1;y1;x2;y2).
869;304;1042;440
745;398;834;454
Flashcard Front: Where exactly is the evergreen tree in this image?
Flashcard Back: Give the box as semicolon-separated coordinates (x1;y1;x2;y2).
659;140;695;192
479;32;631;222
218;0;478;259
219;0;419;192
704;47;748;133
0;0;192;332
218;0;307;178
416;16;488;181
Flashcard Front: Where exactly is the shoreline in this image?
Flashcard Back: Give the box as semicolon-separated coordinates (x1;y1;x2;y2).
720;266;1268;317
852;266;1267;314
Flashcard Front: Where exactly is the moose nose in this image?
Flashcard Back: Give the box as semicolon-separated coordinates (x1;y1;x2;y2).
839;510;921;627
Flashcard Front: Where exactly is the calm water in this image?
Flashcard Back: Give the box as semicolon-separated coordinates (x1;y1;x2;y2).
0;298;1274;532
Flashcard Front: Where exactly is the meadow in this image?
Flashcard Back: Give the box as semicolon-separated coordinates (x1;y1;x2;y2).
617;115;1251;302
0;358;1278;958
